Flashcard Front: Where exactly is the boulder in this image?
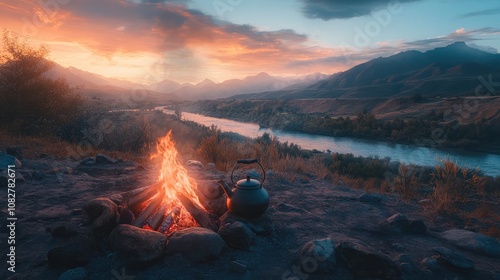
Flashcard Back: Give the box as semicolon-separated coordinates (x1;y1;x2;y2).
337;240;400;280
80;157;96;166
440;229;500;258
84;198;118;233
47;242;90;268
59;267;88;280
95;154;117;164
167;227;225;263
218;221;255;251
109;224;167;266
386;213;409;228
219;211;274;236
0;153;21;170
432;246;475;271
298;238;336;274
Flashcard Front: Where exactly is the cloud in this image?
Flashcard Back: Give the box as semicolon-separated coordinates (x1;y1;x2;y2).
460;7;500;18
402;28;500;48
300;0;421;20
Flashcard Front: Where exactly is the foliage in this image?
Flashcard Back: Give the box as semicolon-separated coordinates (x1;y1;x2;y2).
0;31;83;135
393;164;419;200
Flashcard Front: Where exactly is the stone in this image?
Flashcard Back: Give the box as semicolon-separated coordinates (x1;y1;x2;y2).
6;146;22;159
186;160;204;169
108;193;124;205
298;238;336;274
80;157;96;166
358;193;384;203
47;243;90;268
247;169;261;180
117;208;134;225
440;229;500;258
337;240;400;280
386;213;409;228
420;258;439;271
219;211;274;236
110;224;167;266
59;267;88;280
83;198;118;234
95;154;117;164
218;221;255;251
432;247;475;271
167;227;225;263
0;153;22;170
229;261;248;273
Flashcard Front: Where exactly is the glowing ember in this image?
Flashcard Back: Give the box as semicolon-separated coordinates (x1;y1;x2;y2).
149;131;204;230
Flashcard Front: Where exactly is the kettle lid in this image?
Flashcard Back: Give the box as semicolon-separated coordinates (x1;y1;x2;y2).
236;175;261;189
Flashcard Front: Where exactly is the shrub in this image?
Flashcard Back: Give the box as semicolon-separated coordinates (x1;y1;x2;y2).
0;31;83;135
430;160;486;215
393;164;419;200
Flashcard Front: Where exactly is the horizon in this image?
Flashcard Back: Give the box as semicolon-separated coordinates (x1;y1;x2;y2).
1;0;499;84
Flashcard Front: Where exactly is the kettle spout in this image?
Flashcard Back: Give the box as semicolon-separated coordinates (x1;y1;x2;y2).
217;180;233;198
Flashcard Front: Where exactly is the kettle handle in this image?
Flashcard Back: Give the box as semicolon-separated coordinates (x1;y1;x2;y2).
231;158;266;187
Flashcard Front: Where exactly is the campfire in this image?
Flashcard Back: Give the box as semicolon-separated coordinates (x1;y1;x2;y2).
123;131;216;234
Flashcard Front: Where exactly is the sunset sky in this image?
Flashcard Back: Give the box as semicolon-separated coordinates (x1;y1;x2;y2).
1;0;499;84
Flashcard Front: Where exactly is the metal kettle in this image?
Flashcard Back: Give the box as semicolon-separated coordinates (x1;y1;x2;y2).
218;159;269;218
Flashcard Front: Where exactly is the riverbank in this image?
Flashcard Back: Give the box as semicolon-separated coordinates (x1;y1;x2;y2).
175;97;500;155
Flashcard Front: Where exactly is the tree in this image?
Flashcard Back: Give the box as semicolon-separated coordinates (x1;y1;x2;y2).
0;30;82;134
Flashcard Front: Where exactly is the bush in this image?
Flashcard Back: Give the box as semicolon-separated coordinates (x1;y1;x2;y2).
430;160;486;215
0;31;83;135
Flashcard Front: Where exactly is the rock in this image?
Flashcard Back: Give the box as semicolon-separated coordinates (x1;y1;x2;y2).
337;240;400;280
47;243;90;268
407;220;427;235
83;198;118;234
109;225;167;266
219;211;274;236
167;227;225;263
298;238;336;274
80;157;96;166
6;146;22;159
358;193;384;203
229;260;248;273
117;208;134;225
108;193;124;205
420;258;439;271
440;229;500;258
218;221;255;251
386;213;409;228
0;153;22;170
39;153;51;158
247;169;261;179
186;160;204;169
95;154;117;164
432;247;475;271
59;267;88;280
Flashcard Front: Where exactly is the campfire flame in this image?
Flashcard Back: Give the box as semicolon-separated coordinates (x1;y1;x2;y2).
150;131;203;230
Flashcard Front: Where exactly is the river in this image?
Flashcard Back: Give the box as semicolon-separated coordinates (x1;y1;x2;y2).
158;108;500;177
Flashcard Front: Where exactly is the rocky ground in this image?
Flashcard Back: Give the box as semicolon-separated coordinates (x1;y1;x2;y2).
1;151;499;280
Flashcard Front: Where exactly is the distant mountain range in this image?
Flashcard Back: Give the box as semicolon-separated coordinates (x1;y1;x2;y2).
232;42;500;99
46;63;328;101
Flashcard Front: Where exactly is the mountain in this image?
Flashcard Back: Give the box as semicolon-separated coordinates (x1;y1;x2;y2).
45;63;180;102
231;42;500;99
164;72;328;100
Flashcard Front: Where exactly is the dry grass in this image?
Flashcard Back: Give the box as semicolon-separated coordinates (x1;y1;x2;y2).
430;159;486;216
393;164;420;200
0;129;143;162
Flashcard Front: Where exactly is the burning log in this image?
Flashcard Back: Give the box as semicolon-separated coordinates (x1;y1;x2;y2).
147;204;167;231
132;191;164;228
177;192;218;232
127;182;163;210
159;206;181;234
